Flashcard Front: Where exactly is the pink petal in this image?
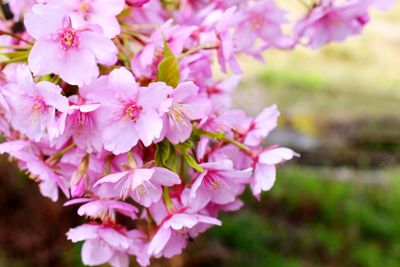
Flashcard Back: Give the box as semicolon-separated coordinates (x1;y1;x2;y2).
171;82;199;102
147;227;171;256
82;239;114;266
67;224;99;242
152;167;181;186
252;163;276;195
80;31;118;65
135;110;163;147
258;147;298;165
95;171;129;186
109;252;130;267
99;228;131;250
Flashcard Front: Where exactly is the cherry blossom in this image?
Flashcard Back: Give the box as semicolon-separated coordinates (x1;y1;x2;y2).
25;4;117;86
0;1;390;266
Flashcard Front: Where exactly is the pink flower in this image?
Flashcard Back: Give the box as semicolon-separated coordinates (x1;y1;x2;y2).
47;0;125;38
161;81;211;144
4;64;69;142
131;20;195;80
0;140;69;201
190;160;252;210
95;166;181;207
65;197;138;221
213;7;242;74
63;95;102;153
126;229;151;267
205;75;241;109
25;4;117;86
236;0;289;50
295;0;370;48
0;1;373;265
199;108;249;135
85;68;168;154
243;105;280;147
252;147;299;197
67;223;133;267
147;204;221;258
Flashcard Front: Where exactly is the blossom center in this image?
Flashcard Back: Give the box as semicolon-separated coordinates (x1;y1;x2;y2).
33;97;47;111
134;181;155;199
79;3;91;13
57;29;80;51
123;102;143;122
168;103;190;131
250;13;263;30
75;112;94;135
78;1;93;20
31;97;47;121
205;173;222;190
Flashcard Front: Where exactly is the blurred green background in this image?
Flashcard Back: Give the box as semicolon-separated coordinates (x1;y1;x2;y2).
1;3;400;267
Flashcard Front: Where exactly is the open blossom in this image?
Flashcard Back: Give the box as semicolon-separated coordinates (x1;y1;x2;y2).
4;64;69;142
0;1;389;266
131;20;195;80
47;0;125;38
62;95;102;153
252;147;299;197
147;202;222;258
205;75;241;109
236;0;289;50
160;81;211;144
95;162;181;207
85;68;168;154
242;105;280;147
25;4;117;86
67;223;134;267
190;160;252;210
212;7;242;74
0;140;69;201
65;198;138;221
201;6;242;74
295;0;370;48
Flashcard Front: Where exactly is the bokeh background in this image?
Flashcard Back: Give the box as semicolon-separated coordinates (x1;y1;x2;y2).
1;3;400;267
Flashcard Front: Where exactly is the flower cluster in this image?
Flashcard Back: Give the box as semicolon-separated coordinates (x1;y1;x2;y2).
0;0;391;266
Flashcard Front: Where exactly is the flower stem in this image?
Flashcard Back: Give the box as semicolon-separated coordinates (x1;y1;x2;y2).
0;31;33;45
178;45;218;59
222;137;252;153
46;143;76;166
163;187;174;211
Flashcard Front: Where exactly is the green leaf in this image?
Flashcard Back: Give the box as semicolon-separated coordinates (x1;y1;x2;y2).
192;128;225;139
155;140;177;172
175;140;193;152
183;152;204;173
0;49;30;63
161;0;180;10
157;41;180;88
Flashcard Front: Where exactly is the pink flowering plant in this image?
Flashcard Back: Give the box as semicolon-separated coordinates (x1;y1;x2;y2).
0;0;392;266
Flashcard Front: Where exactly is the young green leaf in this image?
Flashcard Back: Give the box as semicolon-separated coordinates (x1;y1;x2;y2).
157;41;180;88
183;152;204;173
155;140;177;172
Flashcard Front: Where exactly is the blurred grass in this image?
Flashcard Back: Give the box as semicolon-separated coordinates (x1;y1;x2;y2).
193;166;400;267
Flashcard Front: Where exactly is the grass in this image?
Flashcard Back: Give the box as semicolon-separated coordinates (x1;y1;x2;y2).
192;166;400;267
